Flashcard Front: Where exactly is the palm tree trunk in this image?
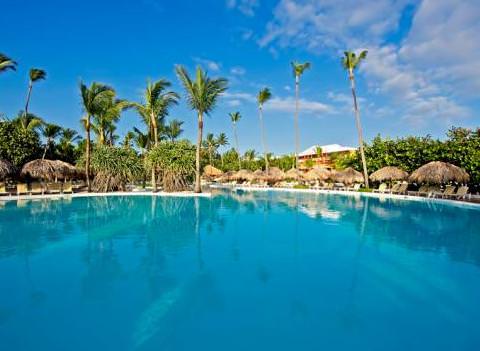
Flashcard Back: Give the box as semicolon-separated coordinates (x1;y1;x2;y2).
349;70;369;188
233;123;241;170
42;139;49;160
294;75;300;169
259;105;269;172
151;113;158;192
195;113;203;193
24;81;33;117
85;119;91;192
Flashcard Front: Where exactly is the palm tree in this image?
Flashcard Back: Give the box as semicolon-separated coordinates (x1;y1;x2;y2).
164;119;184;141
291;61;311;169
92;96;130;145
41;123;62;160
216;132;229;168
80;82;115;192
132;127;150;188
175;65;228;193
0;53;17;73
257;88;272;172
203;133;218;166
133;79;179;192
24;68;46;117
59;128;81;150
12;111;43;131
342;50;369;188
244;149;256;162
229;111;242;170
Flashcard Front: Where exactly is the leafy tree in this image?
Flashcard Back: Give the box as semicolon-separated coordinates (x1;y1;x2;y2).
0;121;41;166
164;119;184;141
40;123;62;159
176;65;228;193
146;140;196;192
203;132;218;166
132;79;179;191
291;61;311;168
216;132;229;168
24;68;46;116
57;128;81;164
257;87;272;172
12;111;43;131
342;50;369;187
92;96;130;145
0;53;17;73
229;111;242;170
79;81;115;191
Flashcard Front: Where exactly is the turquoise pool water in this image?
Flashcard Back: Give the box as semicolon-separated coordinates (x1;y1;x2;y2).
0;191;479;350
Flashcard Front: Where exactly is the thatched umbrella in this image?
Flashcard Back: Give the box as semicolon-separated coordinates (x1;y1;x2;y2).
204;165;223;178
21;159;57;181
334;167;364;185
409;161;469;184
264;167;285;183
232;169;254;181
369;166;408;182
284;168;303;180
303;167;331;182
51;160;78;180
251;169;266;182
217;170;236;183
0;159;15;180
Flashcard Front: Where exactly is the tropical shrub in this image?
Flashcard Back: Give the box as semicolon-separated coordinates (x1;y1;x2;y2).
88;145;143;192
146;140;195;192
0;121;41;166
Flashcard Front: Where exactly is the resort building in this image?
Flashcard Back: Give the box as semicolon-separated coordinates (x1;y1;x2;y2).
298;144;357;169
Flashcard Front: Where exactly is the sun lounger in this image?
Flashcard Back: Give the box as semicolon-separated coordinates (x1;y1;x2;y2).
16;183;29;195
373;183;388;193
346;183;361;192
46;183;62;194
63;182;73;194
320;183;334;190
30;182;44;195
408;184;428;196
445;186;469;200
432;185;456;199
0;182;10;196
387;183;401;194
391;183;408;195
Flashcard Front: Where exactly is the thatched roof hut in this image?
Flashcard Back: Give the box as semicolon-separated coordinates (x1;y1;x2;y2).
0;159;15;180
369;166;408;182
21;159;57;181
232;169;254;181
264;167;285;183
284;168;303;180
217;170;236;183
51;160;78;180
334;167;364;185
204;165;223;177
303;167;331;181
409;161;469;184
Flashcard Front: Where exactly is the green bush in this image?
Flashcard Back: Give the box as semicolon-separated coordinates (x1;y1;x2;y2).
0;121;41;166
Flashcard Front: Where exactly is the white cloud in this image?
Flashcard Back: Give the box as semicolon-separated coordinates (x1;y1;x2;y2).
256;0;477;128
193;57;221;72
230;66;246;75
226;0;259;17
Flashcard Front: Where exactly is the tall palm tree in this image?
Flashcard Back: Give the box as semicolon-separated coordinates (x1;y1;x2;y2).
176;65;228;193
133;79;179;192
203;133;218;166
24;68;46;117
164;119;184;141
0;53;17;73
244;149;256;162
132;127;150;188
229;111;242;170
342;50;369;188
80;82;115;192
92;96;130;145
59;128;81;150
216;132;229;169
41;123;62;160
257;88;272;172
291;61;311;169
13;111;43;131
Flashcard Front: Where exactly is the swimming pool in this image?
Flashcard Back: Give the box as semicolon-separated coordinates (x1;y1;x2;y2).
0;191;479;350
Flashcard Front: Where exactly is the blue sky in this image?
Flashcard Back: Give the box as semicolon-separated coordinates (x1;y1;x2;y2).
1;0;479;155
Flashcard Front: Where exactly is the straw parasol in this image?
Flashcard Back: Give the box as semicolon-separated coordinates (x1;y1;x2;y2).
334;167;364;185
284;168;303;180
204;165;223;177
232;169;254;181
0;159;15;180
21;159;57;181
369;166;408;182
264;167;285;183
217;170;236;183
409;161;469;184
51;160;78;180
303;167;331;182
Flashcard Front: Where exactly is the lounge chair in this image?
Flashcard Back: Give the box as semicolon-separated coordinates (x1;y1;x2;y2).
63;182;73;194
432;185;456;199
387;183;401;194
445;186;469;200
321;183;334;190
47;183;62;194
16;183;29;195
408;184;428;196
0;182;10;196
392;183;408;195
373;183;388;193
346;183;361;192
30;182;44;195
